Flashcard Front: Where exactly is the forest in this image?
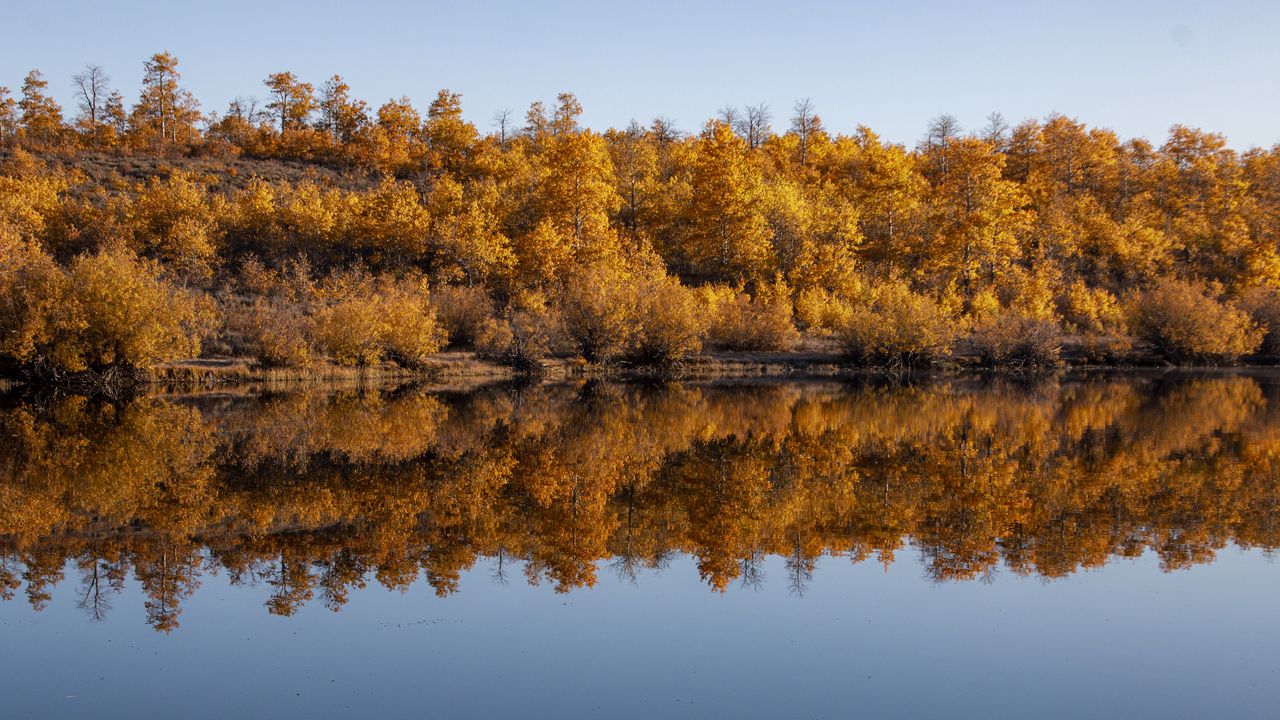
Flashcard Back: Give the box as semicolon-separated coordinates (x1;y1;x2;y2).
4;52;1280;379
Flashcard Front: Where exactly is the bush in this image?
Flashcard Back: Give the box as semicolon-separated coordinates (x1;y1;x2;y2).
60;246;212;371
1126;278;1262;364
226;297;314;368
1237;286;1280;357
969;310;1062;368
559;264;636;362
1;236;212;374
0;225;69;369
312;297;386;366
433;284;496;349
622;274;707;367
837;281;954;368
794;287;854;334
312;276;446;367
379;279;448;368
475;293;559;371
1062;281;1132;362
699;279;799;351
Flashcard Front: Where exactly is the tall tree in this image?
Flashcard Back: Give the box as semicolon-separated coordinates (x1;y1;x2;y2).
72;64;112;147
130;51;201;148
0;86;17;144
18;70;63;147
683;120;773;282
263;72;315;134
317;75;367;145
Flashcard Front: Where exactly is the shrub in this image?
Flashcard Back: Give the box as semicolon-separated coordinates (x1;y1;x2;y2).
969;310;1062;368
311;297;386;366
1126;278;1262;363
837;281;955;368
433;284;496;349
379;279;447;368
699;279;799;351
1237;285;1280;357
794;287;854;334
559;263;636;362
475;293;559;371
622;274;707;367
60;246;212;371
1061;281;1132;362
1063;281;1125;335
311;276;446;367
0;225;69;369
225;297;314;368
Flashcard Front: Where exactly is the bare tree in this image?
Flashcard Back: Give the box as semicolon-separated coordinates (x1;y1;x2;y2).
981;111;1010;151
785;534;815;597
790;97;821;166
739;102;772;149
76;557;116;621
650;115;681;146
923;113;962;150
739;550;766;590
491;108;514;146
491;547;512;586
717;104;741;130
72;64;110;144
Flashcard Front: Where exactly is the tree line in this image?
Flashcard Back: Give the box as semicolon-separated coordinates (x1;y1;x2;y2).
4;52;1280;376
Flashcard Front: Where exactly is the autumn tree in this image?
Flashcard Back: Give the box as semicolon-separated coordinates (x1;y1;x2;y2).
317;75;368;147
264;72;316;134
922;136;1032;306
17;70;64;148
0;87;17;144
130;52;201;148
681;120;773;283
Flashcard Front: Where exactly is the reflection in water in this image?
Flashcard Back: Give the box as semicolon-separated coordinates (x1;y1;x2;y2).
3;374;1280;632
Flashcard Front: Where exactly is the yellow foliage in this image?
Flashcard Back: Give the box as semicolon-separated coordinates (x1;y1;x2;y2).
560;262;638;362
1237;285;1280;357
699;278;799;351
1064;280;1126;334
0;225;68;366
476;292;559;370
623;272;707;366
225;297;313;368
0;150;71;244
57;246;211;370
794;287;854;333
1126;278;1262;363
969;309;1062;368
312;275;445;367
838;280;955;368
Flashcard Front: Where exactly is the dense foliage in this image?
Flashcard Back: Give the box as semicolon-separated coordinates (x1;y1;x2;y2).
4;52;1280;372
4;377;1280;630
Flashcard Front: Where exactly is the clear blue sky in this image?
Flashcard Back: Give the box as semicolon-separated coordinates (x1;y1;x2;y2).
4;0;1278;148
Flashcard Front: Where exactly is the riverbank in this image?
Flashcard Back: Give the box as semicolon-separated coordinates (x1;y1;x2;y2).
7;334;1274;394
136;338;1254;388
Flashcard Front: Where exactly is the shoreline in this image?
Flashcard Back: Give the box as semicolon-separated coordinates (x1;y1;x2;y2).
5;347;1278;396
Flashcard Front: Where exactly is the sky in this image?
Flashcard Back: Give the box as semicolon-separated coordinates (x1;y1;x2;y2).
3;0;1278;149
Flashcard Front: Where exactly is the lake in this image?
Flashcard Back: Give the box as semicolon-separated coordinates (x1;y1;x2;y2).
3;372;1280;718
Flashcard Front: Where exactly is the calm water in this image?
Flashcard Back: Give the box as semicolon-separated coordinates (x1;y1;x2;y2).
3;373;1280;718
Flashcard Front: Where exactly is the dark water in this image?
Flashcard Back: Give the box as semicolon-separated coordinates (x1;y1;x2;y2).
3;373;1280;718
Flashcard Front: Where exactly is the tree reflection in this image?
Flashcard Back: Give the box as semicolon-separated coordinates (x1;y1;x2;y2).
4;374;1280;630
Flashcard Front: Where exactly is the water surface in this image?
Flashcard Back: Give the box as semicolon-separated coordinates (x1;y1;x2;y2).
3;373;1280;718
